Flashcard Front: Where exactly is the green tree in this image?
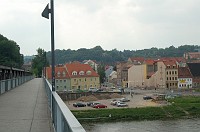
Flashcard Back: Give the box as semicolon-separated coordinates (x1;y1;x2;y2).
97;65;106;84
32;48;49;77
0;34;23;68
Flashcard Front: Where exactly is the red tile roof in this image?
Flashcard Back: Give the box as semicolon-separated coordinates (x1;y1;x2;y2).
178;67;192;78
162;60;177;68
65;62;99;78
129;57;145;63
46;67;70;79
144;59;155;65
160;57;186;63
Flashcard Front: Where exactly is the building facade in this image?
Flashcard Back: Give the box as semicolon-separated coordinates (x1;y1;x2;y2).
46;62;100;91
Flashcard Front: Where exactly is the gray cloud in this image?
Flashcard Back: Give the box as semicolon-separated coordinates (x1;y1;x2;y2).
1;0;200;55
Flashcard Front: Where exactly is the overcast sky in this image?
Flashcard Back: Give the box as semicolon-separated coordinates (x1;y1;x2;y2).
1;0;200;56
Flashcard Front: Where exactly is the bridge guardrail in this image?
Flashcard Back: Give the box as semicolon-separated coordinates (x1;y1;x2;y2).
0;76;34;94
44;79;86;132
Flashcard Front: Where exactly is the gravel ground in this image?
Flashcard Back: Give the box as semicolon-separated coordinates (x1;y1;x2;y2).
65;94;166;110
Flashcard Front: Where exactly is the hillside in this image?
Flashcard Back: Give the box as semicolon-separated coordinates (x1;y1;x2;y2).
45;45;200;65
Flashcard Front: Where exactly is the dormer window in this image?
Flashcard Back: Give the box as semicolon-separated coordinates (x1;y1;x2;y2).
72;71;77;75
86;70;91;75
79;71;84;75
167;65;170;68
62;71;66;77
57;71;60;77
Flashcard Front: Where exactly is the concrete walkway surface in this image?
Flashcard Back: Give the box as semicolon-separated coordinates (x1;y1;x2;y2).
0;78;53;132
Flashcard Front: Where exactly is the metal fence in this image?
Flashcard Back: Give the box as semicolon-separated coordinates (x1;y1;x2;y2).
44;79;86;132
0;76;33;94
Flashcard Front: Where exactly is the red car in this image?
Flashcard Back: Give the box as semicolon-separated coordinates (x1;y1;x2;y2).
93;104;107;108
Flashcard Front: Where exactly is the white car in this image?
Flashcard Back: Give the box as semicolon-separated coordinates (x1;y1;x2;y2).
111;100;121;105
116;102;128;107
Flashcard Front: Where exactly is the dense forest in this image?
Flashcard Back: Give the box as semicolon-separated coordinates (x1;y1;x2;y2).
0;34;23;68
45;45;200;65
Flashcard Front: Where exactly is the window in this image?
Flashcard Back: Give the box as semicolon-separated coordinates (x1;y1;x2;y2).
175;71;177;74
175;77;177;80
91;78;92;81
166;71;168;75
86;71;92;75
170;77;171;80
60;80;62;82
56;80;58;83
169;71;171;75
64;80;66;82
172;77;174;80
57;71;60;77
167;77;168;80
79;71;84;75
172;71;174;75
72;71;77;75
79;79;81;82
167;65;170;68
63;71;66;77
85;78;86;81
74;79;76;82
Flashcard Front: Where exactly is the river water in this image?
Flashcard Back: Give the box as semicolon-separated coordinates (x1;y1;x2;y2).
82;119;200;132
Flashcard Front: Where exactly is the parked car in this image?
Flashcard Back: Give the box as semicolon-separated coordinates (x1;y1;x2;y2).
116;102;128;107
120;98;130;102
90;102;101;107
87;102;94;106
143;96;153;100
111;100;121;105
88;87;98;92
73;102;86;107
93;104;107;108
110;99;117;105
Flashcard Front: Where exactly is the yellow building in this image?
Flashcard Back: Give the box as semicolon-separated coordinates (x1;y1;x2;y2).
65;62;100;90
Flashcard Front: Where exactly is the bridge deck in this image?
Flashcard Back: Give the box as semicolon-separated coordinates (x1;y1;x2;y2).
0;78;53;132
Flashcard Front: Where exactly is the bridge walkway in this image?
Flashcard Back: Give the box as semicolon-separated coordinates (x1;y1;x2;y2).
0;78;53;132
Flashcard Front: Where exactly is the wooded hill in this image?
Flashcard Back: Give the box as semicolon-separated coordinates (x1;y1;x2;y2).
45;45;200;65
0;34;23;68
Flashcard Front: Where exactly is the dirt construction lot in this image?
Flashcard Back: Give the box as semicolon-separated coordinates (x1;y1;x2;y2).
65;93;167;110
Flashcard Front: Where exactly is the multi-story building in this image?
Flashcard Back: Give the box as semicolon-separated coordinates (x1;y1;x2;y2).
187;63;200;88
116;61;132;87
163;60;178;89
184;52;200;60
46;66;71;91
46;62;100;91
105;66;114;82
83;60;98;72
128;64;146;88
65;62;100;90
178;67;192;88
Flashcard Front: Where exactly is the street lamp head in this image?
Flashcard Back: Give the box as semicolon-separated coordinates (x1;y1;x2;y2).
42;4;50;19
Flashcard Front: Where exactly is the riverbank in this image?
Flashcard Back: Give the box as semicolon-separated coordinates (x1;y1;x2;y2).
72;96;200;122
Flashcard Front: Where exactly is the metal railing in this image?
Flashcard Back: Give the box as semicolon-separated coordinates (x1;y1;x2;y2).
0;76;33;94
44;79;86;132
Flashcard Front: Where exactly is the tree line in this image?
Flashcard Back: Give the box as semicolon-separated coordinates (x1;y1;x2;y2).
45;45;200;65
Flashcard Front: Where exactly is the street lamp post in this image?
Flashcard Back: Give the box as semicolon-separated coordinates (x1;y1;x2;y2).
42;0;55;91
42;0;55;125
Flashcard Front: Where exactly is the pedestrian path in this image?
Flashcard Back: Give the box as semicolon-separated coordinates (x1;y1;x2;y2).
0;78;53;132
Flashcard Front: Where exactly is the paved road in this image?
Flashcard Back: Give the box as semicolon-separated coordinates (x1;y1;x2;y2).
0;78;53;132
